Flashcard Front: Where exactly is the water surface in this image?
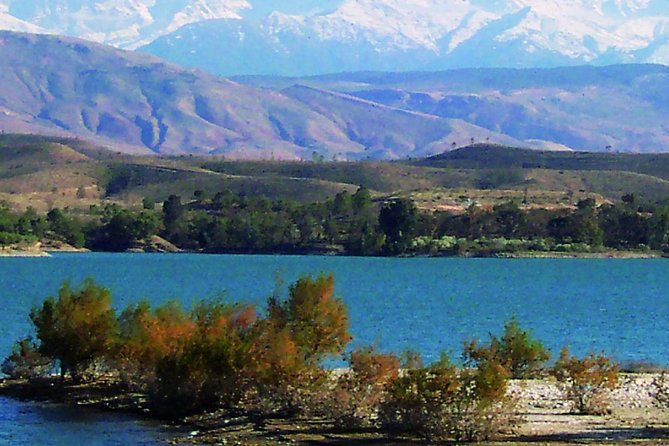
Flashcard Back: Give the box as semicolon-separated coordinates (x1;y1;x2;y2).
0;253;667;445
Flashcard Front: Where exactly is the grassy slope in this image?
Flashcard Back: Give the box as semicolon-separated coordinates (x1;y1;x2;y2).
1;135;669;211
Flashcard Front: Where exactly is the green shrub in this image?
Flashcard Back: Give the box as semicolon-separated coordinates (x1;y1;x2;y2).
0;231;27;246
379;354;516;442
551;347;619;415
1;337;51;380
29;279;117;381
465;318;550;379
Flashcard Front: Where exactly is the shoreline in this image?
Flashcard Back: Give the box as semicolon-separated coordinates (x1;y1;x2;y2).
2;374;669;445
0;246;664;259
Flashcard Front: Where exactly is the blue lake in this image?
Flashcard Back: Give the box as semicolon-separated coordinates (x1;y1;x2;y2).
0;253;668;444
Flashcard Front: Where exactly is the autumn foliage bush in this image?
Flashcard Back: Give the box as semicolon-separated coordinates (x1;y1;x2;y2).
326;346;401;428
5;274;352;418
148;301;257;415
5;274;532;441
551;347;620;415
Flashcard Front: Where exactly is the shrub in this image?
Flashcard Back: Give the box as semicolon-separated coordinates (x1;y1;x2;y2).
245;320;324;416
326;346;400;428
551;347;619;415
266;274;351;365
249;274;352;416
148;300;257;417
1;337;52;380
380;354;516;442
477;168;525;190
651;372;669;408
29;279;117;381
115;300;195;385
464;318;550;379
0;231;28;246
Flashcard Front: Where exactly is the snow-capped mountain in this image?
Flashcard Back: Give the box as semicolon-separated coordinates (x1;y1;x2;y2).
0;0;250;49
0;0;668;74
143;0;669;75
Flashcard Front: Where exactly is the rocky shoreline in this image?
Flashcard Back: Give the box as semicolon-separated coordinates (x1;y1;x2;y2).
2;374;669;445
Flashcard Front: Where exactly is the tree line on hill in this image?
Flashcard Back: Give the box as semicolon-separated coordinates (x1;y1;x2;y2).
0;189;668;255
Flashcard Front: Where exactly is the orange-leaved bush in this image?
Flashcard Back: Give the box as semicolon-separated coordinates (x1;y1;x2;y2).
551;347;619;415
248;274;352;415
328;346;401;428
116;300;195;376
267;274;351;365
148;300;257;416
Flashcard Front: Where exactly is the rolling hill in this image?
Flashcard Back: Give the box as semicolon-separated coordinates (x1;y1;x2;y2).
3;135;669;215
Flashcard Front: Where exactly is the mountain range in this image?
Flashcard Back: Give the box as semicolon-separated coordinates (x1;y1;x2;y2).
1;0;668;76
1;30;668;156
239;64;669;153
0;31;526;159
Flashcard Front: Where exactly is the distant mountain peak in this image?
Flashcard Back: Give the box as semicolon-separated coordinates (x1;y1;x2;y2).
0;1;668;75
0;0;251;48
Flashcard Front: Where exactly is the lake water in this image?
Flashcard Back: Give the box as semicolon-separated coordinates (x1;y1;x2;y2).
0;253;668;444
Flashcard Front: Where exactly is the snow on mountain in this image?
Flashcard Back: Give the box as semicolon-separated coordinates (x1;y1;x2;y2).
0;0;250;48
276;0;669;62
0;0;668;74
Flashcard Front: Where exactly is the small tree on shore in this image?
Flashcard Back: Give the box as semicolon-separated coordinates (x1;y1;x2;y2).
1;337;51;380
267;274;351;365
551;347;619;415
464;318;550;379
29;279;117;381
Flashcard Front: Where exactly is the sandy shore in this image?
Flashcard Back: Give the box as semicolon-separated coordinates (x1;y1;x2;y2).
2;374;669;445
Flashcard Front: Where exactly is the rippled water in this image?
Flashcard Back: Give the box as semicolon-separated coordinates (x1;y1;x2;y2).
0;253;667;444
0;397;175;445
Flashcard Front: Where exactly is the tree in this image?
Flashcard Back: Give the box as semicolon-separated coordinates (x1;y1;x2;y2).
491;202;527;238
1;337;51;379
90;210;161;252
162;195;188;244
379;199;418;255
29;279;117;381
267;274;351;365
333;191;353;216
352;186;372;213
47;208;85;248
465;318;550;379
552;347;619;415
